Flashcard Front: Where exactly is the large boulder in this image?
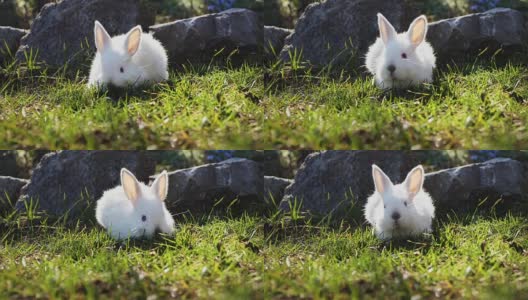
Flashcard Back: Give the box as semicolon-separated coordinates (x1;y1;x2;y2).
279;0;415;68
279;151;418;217
264;26;292;58
16;151;155;218
149;8;263;66
264;176;292;204
424;158;527;214
15;0;149;69
0;176;28;213
0;26;28;63
427;8;527;61
152;158;263;214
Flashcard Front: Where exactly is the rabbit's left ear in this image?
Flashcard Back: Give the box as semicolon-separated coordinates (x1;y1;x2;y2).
407;15;428;48
125;25;142;56
151;171;169;201
121;168;141;205
377;13;397;44
403;165;425;200
94;21;111;53
372;164;393;195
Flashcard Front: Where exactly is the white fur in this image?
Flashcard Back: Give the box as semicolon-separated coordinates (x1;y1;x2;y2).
365;14;436;89
95;168;175;240
88;21;169;88
364;165;435;240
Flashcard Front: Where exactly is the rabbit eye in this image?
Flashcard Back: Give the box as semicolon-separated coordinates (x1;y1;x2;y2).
404;201;408;207
120;67;124;73
401;53;407;59
384;205;386;208
141;215;147;222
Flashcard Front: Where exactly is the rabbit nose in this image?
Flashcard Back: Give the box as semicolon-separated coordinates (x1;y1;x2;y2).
391;212;401;220
388;65;396;73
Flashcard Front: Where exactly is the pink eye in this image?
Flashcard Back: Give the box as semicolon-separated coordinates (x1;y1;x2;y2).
401;53;407;59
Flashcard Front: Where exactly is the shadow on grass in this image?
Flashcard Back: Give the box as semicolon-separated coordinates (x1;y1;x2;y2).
94;82;171;104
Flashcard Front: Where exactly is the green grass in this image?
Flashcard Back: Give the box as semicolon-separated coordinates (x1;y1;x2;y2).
0;214;265;299
263;53;528;149
1;209;528;299
0;62;265;149
1;52;528;149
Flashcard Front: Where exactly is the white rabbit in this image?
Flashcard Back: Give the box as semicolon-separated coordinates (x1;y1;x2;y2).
365;14;436;89
364;164;435;240
87;21;169;89
95;168;175;240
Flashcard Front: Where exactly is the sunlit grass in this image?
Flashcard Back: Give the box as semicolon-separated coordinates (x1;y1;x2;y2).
1;207;527;299
1;50;528;149
263;53;528;149
0;61;264;149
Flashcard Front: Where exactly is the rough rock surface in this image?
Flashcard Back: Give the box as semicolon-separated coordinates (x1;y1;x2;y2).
16;151;155;217
428;8;527;60
279;0;414;67
0;26;28;63
0;176;29;212
150;8;263;66
264;26;292;57
424;158;527;213
279;151;418;216
264;176;293;203
15;0;147;68
154;158;264;214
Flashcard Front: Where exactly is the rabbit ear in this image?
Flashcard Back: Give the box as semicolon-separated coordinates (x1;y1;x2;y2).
151;170;169;201
121;168;141;205
377;13;397;44
125;25;142;56
94;21;111;53
407;15;428;48
403;165;425;200
372;164;393;195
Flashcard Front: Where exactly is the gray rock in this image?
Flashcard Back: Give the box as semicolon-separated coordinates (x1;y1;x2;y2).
428;8;527;61
424;158;527;213
279;151;418;217
0;151;19;177
264;176;292;204
152;158;263;214
0;26;28;63
15;0;147;68
150;8;263;66
279;0;415;67
16;151;155;218
264;26;292;57
203;151;283;176
0;176;28;212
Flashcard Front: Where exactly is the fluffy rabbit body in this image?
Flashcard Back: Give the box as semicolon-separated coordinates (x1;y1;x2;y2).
88;21;169;88
364;165;435;240
365;14;436;89
95;168;175;240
